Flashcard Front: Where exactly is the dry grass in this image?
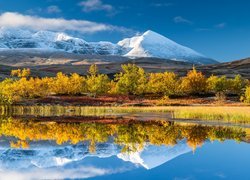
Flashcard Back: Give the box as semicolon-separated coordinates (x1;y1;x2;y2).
171;106;250;123
2;105;250;123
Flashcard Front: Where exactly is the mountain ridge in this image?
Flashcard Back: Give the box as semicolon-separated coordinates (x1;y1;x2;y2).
0;27;217;64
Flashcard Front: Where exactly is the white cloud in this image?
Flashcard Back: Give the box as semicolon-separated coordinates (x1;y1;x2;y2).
196;23;226;32
215;23;226;29
47;5;61;13
173;16;193;25
26;8;43;15
79;0;113;12
195;28;211;32
0;12;133;34
0;166;110;180
151;3;173;7
0;164;134;180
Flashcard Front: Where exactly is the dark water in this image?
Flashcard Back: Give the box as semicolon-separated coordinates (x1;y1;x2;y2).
0;113;249;180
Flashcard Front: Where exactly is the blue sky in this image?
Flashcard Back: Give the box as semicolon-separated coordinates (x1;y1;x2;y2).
0;0;250;61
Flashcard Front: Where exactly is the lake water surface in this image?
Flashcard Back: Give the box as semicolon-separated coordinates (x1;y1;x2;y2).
0;107;249;180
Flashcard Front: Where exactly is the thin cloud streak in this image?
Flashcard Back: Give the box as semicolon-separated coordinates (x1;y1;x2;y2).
173;16;193;25
151;3;173;7
47;5;61;14
78;0;113;12
215;22;226;28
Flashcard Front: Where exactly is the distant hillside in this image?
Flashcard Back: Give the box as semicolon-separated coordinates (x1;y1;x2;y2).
0;49;249;79
197;58;250;79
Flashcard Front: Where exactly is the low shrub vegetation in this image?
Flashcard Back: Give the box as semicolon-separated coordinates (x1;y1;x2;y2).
0;64;249;104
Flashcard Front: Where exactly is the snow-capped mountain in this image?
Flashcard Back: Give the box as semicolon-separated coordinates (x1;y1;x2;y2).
118;30;217;64
0;27;217;64
0;27;124;55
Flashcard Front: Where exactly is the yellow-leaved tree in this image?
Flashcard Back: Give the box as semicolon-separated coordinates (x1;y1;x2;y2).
11;68;31;78
180;67;207;95
50;72;70;95
0;78;16;104
114;64;147;95
230;74;249;95
50;72;86;95
242;86;250;103
86;64;110;96
147;72;179;96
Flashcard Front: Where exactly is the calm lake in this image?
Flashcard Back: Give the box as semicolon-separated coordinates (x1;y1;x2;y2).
0;106;249;180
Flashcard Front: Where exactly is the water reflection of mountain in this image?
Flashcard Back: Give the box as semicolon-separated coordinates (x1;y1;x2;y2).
0;140;192;170
0;141;118;170
117;141;192;169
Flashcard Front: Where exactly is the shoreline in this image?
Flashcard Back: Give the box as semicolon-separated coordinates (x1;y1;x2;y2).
10;95;249;107
1;103;250;123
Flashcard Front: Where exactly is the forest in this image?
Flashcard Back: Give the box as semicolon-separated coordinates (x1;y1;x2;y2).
0;64;249;104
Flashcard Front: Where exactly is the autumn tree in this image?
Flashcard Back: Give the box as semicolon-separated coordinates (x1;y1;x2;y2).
11;68;31;78
0;70;52;103
86;64;110;96
69;73;87;95
0;78;16;104
242;86;250;103
180;67;207;95
206;75;248;96
230;75;248;95
50;72;86;95
114;64;147;95
88;64;98;76
147;72;179;96
50;72;70;95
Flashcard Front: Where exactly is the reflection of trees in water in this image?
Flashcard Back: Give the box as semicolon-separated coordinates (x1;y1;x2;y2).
0;118;246;152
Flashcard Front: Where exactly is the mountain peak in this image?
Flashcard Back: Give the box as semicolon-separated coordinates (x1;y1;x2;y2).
118;30;217;64
141;30;172;43
143;30;158;36
142;30;171;40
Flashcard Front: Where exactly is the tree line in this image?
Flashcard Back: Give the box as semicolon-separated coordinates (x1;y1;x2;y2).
0;64;249;104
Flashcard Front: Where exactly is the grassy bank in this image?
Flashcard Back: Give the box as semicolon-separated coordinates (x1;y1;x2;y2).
172;106;250;123
1;105;250;123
